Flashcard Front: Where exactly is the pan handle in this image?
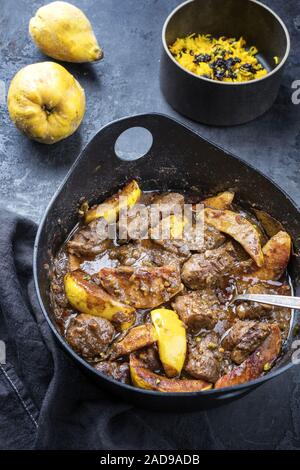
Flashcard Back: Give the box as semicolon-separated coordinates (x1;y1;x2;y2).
103;112;189;165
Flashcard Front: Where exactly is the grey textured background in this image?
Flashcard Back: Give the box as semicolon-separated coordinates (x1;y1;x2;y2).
0;0;300;450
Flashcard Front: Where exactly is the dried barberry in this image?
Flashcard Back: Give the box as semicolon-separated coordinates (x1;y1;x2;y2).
240;63;256;74
193;53;211;64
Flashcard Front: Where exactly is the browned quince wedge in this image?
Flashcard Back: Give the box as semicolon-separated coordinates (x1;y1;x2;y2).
84;180;141;224
150;308;186;377
215;324;281;389
130;354;212;392
64;270;135;329
243;231;291;281
205;208;264;266
202;191;235;210
112;324;158;358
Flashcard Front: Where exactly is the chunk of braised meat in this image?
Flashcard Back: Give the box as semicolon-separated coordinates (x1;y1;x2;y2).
94;361;130;384
181;242;237;289
110;242;153;266
216;324;281;388
67;220;110;257
118;206;151;242
203;224;226;251
152;192;185;215
137;345;161;372
235;281;290;320
66;314;115;361
109;241;181;268
181;223;226;252
172;289;222;332
236;284;273;319
232;324;271;365
184;332;222;383
151;235;191;258
222;320;256;350
191;207;226;252
98;265;182;309
150;246;182;267
222;320;271;364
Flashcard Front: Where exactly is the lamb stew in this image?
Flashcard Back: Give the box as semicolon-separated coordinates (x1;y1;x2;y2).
49;180;292;392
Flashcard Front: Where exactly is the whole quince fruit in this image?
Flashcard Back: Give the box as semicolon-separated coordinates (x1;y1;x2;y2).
7;62;86;144
29;1;103;63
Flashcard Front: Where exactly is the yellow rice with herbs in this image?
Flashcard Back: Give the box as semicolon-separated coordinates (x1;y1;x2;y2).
169;34;270;82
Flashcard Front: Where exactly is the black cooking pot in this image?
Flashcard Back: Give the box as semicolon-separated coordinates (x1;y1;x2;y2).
160;0;290;125
34;113;300;411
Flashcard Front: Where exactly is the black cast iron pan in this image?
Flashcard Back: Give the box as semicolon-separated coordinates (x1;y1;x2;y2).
33;113;300;411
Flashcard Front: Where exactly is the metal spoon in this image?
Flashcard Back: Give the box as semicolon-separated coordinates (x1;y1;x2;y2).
232;294;300;310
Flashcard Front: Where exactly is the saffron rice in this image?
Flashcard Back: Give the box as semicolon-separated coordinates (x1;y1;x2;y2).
169;34;270;82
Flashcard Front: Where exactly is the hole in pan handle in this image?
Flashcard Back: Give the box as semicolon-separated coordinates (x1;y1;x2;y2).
114;126;153;161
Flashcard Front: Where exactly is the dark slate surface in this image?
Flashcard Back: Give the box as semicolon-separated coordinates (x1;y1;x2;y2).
0;0;300;450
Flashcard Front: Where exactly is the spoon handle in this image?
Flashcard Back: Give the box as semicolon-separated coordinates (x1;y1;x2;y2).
234;294;300;310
